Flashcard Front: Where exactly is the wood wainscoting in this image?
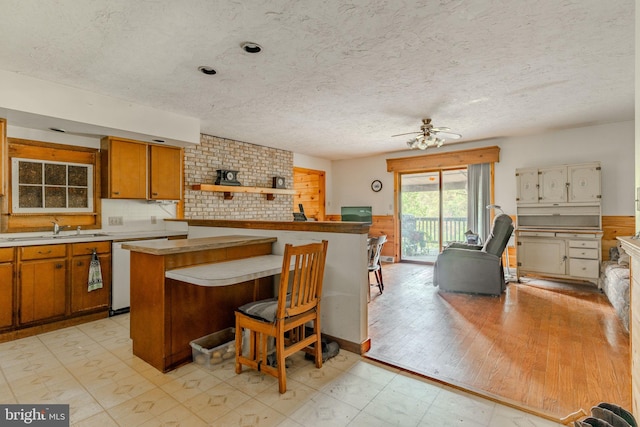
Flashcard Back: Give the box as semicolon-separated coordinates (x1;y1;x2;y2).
327;214;635;265
326;214;395;261
602;216;636;260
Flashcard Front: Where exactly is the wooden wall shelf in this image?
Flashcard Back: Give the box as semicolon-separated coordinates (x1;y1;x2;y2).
191;184;295;200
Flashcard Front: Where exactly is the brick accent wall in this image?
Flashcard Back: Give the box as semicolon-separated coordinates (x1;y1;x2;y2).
183;134;293;220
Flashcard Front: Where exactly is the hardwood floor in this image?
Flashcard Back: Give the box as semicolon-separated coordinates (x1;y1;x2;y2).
365;262;631;421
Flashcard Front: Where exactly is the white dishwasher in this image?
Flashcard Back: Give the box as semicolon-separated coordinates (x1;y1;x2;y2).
111;238;168;315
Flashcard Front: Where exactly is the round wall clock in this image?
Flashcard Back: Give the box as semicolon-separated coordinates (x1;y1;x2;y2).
371;180;382;192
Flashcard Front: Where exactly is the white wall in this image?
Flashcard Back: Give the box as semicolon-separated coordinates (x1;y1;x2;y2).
332;155;396;216
8;124;101;149
497;121;634;216
0;69;200;146
330;120;635;218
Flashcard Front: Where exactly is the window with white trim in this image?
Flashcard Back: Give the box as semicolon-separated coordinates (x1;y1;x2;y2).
11;158;94;213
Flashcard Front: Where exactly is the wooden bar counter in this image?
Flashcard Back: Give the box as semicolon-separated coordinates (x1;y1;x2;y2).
122;235;277;372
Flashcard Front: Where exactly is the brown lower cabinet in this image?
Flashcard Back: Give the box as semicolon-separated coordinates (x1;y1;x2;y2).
70;241;111;313
18;244;67;324
0;248;14;329
0;241;112;340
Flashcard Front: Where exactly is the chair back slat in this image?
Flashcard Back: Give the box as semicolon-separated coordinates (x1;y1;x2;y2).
277;240;328;319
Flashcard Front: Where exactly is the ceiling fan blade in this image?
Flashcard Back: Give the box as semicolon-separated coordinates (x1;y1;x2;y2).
431;126;451;132
391;131;421;138
432;130;462;139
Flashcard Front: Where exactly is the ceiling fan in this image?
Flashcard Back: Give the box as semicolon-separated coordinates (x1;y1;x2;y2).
392;118;462;150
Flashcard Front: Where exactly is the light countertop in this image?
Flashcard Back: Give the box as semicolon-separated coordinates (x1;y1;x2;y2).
0;230;187;248
121;235;277;255
165;254;289;286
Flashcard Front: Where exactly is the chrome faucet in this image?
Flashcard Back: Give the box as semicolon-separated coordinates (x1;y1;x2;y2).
51;221;69;235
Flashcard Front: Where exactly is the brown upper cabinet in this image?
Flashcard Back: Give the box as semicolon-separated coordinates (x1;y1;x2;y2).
101;137;148;199
101;137;183;200
150;145;183;200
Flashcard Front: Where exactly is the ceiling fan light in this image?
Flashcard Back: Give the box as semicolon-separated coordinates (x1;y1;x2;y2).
399;118;460;151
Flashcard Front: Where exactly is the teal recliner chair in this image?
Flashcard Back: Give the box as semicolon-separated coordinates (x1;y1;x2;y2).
434;214;514;296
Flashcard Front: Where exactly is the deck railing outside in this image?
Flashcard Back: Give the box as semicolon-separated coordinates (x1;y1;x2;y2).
402;216;467;256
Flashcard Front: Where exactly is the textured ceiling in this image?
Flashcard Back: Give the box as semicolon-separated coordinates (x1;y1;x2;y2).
0;0;634;160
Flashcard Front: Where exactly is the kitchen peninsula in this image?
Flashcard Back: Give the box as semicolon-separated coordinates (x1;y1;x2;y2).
166;219;371;357
122;235;279;372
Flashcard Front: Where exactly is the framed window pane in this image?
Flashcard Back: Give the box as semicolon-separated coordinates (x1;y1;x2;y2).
68;165;88;186
18;185;43;208
18;161;42;184
45;163;67;186
68;187;88;208
45;186;67;208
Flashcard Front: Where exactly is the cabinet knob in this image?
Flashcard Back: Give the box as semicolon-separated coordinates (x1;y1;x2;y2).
77;261;84;266
152;192;158;196
38;250;52;255
55;264;63;269
113;192;120;195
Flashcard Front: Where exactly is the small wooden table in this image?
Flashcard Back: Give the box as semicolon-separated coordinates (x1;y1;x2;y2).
124;235;278;372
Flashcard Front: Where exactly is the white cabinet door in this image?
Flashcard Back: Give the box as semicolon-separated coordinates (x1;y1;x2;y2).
538;166;567;203
516;168;539;204
518;238;566;275
568;164;601;203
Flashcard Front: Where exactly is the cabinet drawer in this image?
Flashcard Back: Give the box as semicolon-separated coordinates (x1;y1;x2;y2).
568;247;599;259
517;231;556;237
568;239;599;249
557;233;598;239
0;247;13;262
72;241;111;256
20;244;66;260
569;258;599;278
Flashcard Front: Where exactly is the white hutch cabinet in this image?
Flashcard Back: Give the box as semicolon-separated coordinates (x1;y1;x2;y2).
516;162;601;204
515;162;602;285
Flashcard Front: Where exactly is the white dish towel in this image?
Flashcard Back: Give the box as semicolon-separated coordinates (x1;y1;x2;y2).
88;249;103;292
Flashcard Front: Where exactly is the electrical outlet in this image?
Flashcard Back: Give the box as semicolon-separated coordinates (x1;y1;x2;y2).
108;216;123;226
151;216;157;224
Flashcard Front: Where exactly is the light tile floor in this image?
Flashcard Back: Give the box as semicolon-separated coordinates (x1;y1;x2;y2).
0;314;563;426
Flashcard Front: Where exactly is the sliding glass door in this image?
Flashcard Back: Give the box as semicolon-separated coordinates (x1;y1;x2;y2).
400;168;468;263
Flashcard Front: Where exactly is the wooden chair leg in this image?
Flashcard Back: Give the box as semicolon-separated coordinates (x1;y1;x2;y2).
276;333;287;393
260;332;269;368
314;320;322;369
235;321;243;374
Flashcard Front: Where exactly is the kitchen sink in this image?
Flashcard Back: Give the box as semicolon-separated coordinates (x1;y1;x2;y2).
52;233;110;239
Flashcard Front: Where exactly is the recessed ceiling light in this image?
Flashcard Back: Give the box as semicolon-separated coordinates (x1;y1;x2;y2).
49;127;66;133
241;42;262;53
152;139;165;143
198;66;217;75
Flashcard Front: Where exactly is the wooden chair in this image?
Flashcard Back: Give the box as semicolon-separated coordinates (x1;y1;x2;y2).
368;234;387;294
234;240;328;393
